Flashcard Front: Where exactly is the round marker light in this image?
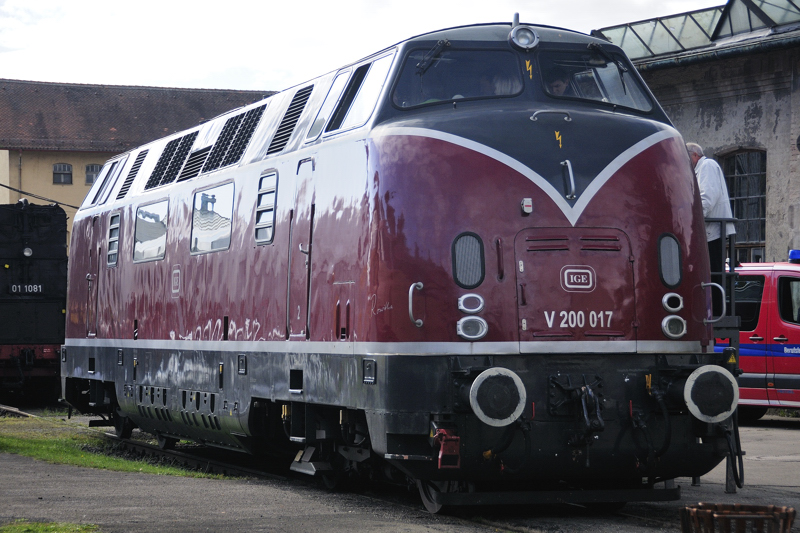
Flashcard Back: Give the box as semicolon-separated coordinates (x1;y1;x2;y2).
661;315;687;339
458;293;485;314
509;26;539;51
662;293;684;313
23;247;33;257
457;316;488;341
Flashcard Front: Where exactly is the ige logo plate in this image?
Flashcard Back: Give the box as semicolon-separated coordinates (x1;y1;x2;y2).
561;265;596;292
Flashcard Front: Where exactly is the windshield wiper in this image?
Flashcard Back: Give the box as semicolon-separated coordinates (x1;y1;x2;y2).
588;43;628;94
416;39;450;75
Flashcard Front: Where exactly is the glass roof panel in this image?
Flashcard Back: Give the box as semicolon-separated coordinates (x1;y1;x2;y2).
753;0;800;24
600;26;652;59
596;0;800;60
729;0;769;34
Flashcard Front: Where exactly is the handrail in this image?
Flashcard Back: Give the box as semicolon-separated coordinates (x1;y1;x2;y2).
408;282;424;328
530;110;572;122
702;282;727;324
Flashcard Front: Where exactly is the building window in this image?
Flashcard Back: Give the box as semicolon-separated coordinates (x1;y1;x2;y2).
53;163;73;184
86;164;102;185
723;150;766;263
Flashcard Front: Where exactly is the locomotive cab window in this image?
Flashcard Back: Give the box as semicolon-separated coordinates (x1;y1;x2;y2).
107;213;121;267
392;49;523;108
191;182;234;254
133;200;169;262
325;52;395;134
255;171;278;244
539;48;652;112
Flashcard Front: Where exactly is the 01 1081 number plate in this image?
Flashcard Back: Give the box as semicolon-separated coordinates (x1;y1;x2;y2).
9;284;44;294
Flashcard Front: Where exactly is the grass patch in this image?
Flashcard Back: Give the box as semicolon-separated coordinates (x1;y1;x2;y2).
0;519;99;532
0;415;220;478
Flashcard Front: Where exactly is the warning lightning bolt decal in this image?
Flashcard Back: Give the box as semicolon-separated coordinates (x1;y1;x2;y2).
555;131;562;148
525;60;533;80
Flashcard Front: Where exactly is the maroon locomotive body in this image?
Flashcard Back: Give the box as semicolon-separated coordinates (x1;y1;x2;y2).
62;20;740;510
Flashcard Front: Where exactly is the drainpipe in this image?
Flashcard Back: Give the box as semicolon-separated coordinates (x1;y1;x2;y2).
17;150;22;202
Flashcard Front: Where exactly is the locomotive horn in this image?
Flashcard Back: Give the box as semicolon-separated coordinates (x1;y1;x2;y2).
469;367;527;427
681;365;739;424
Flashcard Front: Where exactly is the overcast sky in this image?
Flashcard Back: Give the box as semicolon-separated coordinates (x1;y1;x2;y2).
0;0;723;92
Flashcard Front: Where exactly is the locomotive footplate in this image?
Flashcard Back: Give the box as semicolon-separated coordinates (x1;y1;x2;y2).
425;485;680;507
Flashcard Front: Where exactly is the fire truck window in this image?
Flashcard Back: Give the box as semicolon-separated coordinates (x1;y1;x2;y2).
133;200;169;262
191;182;234;254
733;275;765;331
777;277;800;324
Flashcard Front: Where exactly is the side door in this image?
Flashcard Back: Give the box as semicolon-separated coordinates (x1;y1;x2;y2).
86;215;101;337
768;271;800;408
286;157;316;339
733;272;771;406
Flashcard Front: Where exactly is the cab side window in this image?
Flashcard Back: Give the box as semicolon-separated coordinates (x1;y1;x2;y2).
777;277;800;324
734;275;765;331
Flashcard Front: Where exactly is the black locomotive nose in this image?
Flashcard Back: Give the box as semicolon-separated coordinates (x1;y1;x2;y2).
682;366;739;423
469;368;527;427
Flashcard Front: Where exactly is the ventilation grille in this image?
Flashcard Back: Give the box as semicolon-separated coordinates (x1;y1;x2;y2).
116;150;148;200
202;104;267;173
525;234;622;252
159;132;198;187
144;131;198;190
452;232;485;289
177;146;212;182
267;86;313;155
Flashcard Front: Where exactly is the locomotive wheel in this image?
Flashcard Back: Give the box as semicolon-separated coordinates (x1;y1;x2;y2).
156;433;177;450
113;412;133;439
416;480;455;514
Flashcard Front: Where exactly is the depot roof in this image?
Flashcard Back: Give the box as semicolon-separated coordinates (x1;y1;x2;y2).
0;79;273;153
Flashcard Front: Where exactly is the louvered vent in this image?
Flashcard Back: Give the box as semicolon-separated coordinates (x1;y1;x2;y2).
145;138;180;189
158;131;198;187
144;131;197;190
203;114;244;173
202;103;266;173
222;105;266;166
116;150;148;200
177;146;212;182
267;86;313;156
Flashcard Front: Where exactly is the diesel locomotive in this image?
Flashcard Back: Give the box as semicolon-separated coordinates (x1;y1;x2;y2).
1;200;67;401
62;18;741;511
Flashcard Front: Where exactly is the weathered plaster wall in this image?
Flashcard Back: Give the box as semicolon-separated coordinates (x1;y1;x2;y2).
641;47;799;261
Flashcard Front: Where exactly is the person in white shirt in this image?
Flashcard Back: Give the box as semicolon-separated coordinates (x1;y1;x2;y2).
687;142;736;315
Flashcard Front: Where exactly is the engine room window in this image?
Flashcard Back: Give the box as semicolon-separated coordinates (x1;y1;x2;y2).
191;182;234;254
539;48;652;112
133;200;169;262
255;172;278;244
393;49;523;108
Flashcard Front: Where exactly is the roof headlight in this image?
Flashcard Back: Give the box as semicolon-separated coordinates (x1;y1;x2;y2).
509;26;539;51
23;247;33;257
661;315;687;339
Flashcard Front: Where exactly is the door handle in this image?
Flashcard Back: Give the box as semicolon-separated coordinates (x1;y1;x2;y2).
748;335;764;342
773;335;788;343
